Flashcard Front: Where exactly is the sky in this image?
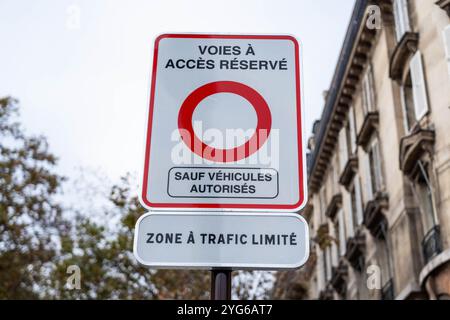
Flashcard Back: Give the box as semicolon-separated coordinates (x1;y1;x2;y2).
0;0;355;184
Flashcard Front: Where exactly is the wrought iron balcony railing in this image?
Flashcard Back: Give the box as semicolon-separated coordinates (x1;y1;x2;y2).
422;226;442;264
381;279;394;300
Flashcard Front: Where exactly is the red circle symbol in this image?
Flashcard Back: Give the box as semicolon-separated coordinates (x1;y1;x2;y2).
178;81;272;163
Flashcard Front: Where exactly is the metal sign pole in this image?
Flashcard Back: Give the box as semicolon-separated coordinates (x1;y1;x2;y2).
210;269;232;300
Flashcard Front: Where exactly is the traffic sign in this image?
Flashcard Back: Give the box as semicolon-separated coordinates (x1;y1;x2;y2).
141;34;306;211
133;212;310;270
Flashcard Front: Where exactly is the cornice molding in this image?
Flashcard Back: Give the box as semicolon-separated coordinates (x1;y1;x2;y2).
436;0;450;17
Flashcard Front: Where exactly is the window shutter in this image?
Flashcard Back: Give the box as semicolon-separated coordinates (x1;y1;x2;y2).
338;209;346;256
399;86;411;131
319;186;326;223
355;177;364;225
410;51;430;121
400;0;411;32
330;221;339;267
443;25;450;79
344;191;354;238
363;67;376;113
393;0;402;41
317;249;325;290
363;151;374;202
362;78;368;115
393;0;411;41
326;249;332;281
349;107;357;153
368;65;376;111
339;128;348;172
373;141;384;191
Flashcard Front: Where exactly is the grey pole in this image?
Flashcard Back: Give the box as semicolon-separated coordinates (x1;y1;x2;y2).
211;269;232;300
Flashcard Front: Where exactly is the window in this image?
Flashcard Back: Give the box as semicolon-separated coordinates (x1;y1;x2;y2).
350;187;358;231
338;208;347;256
317;248;331;290
354;177;364;227
411;161;438;234
344;191;355;238
346;107;357;155
376;224;394;299
319;186;327;223
317;248;325;291
410;52;429;120
401;71;416;131
364;137;384;201
362;64;376;114
331;155;340;195
444;25;450;79
325;247;332;282
345;177;364;236
331;218;340;266
401;51;430;131
411;161;442;264
378;242;392;285
393;0;411;41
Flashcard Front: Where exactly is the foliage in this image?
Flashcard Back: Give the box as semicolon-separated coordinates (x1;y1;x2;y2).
271;251;316;300
0;97;268;300
0;97;66;299
50;177;210;299
233;271;274;300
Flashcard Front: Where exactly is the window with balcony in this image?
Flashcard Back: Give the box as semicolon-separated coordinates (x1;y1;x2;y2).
375;224;395;300
344;176;365;271
400;51;430;132
317;247;333;297
362;136;389;238
410;161;442;264
330;209;349;298
339;111;359;187
393;0;411;42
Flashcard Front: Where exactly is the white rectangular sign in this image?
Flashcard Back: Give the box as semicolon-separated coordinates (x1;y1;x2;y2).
133;212;309;270
141;34;306;212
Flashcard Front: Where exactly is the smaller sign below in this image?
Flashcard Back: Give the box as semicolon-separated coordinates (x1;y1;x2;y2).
133;212;309;270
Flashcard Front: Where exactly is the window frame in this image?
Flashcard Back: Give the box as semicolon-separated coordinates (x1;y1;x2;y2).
400;51;430;133
410;160;439;235
338;208;347;256
362;64;377;114
367;137;384;195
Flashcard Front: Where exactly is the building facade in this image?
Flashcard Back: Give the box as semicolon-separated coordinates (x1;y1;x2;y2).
305;0;450;299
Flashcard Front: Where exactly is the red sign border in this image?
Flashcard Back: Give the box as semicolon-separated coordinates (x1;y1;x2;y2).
142;33;305;211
